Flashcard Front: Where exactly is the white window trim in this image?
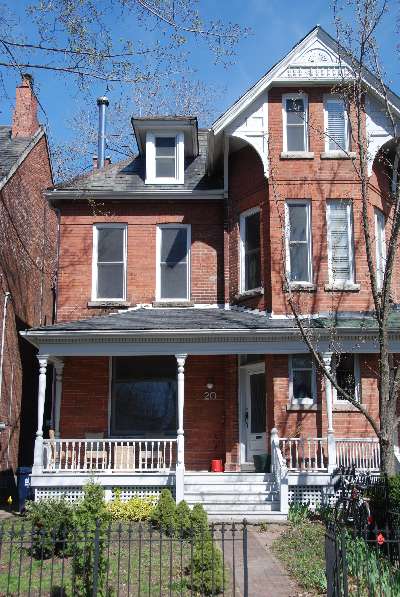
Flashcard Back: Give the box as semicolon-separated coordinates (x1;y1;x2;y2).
375;208;386;291
239;206;261;294
156;223;191;301
332;354;361;404
284;199;313;285
145;131;184;184
91;223;127;301
282;93;309;153
326;200;355;287
289;355;317;405
323;95;350;153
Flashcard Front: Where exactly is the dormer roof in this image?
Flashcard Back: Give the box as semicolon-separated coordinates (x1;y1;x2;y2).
131;116;199;158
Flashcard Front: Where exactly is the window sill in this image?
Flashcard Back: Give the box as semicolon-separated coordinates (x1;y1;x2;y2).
333;403;363;412
324;283;360;292
87;300;132;308
286;403;320;412
234;287;264;301
320;151;356;160
152;301;194;308
285;282;316;292
280;151;314;160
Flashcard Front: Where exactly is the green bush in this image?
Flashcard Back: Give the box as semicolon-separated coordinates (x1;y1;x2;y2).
189;539;224;596
25;497;74;558
174;500;192;538
151;489;176;533
71;482;110;597
107;489;156;521
288;502;311;525
190;503;210;540
388;474;400;510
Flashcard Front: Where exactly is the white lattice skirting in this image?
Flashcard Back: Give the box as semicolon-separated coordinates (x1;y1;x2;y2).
34;485;173;502
288;484;339;508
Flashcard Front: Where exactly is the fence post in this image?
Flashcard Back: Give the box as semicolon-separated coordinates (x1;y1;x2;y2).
243;519;248;597
92;519;101;597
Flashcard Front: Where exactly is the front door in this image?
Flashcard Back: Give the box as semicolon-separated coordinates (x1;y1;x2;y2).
244;364;266;462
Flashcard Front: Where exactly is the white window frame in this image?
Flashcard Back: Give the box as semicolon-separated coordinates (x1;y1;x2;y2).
91;223;127;301
375;208;386;291
323;95;350;153
285;199;313;285
282;93;309;153
239;207;261;293
289;354;317;405
145;131;184;184
156;223;191;301
332;354;361;404
326;200;355;286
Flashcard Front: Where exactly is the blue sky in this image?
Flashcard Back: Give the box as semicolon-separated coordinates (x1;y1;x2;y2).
2;0;398;169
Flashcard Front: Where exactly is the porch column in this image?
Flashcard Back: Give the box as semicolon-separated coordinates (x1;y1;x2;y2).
54;360;64;438
175;353;187;504
32;355;49;475
322;352;336;472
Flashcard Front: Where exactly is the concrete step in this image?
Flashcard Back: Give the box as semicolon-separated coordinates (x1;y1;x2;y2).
185;492;278;504
207;512;287;522
185;473;274;483
195;501;281;514
185;483;277;493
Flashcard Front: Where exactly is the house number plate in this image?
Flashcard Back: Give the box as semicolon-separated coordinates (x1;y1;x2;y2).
203;391;217;400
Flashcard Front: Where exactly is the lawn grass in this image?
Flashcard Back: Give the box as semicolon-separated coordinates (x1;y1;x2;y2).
271;521;327;594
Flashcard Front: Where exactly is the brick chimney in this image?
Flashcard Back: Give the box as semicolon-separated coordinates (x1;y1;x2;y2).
11;74;39;138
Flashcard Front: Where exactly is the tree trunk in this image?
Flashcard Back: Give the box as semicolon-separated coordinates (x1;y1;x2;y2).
380;435;397;477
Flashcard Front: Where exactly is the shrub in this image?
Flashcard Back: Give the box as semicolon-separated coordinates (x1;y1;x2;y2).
388;474;400;511
189;539;224;596
174;500;192;538
71;482;110;597
25;497;74;558
151;489;176;533
288;502;311;525
107;490;156;521
190;503;210;540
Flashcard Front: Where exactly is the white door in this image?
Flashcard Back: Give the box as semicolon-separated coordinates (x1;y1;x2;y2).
244;365;267;461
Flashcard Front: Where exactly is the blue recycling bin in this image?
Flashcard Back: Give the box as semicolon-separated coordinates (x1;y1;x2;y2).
16;466;32;512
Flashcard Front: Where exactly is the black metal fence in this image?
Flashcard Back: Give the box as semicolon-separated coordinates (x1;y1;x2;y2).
0;520;248;596
325;525;400;596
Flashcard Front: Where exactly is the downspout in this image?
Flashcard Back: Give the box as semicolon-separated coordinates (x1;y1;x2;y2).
0;291;11;404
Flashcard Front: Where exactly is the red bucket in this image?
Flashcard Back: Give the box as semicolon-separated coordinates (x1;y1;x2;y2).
211;459;224;472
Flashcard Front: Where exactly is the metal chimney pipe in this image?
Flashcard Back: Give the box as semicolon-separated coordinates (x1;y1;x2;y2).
97;96;109;168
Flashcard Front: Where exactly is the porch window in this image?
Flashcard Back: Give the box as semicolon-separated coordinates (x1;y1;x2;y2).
326;200;355;286
157;225;190;300
283;94;308;152
332;354;360;403
111;356;177;436
289;355;316;404
240;208;261;292
92;224;127;300
324;97;349;152
285;200;312;284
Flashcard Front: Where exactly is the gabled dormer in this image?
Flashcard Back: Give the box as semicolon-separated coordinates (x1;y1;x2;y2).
131;116;199;185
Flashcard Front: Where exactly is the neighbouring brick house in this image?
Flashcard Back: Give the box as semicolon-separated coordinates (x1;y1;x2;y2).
23;26;400;520
0;74;55;498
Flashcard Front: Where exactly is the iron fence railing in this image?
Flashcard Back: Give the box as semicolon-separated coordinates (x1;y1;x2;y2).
0;520;248;596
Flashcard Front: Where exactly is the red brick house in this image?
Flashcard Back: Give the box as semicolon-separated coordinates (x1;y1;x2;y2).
0;75;55;497
23;26;400;520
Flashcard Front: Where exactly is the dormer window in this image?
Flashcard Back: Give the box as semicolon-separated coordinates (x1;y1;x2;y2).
145;131;184;184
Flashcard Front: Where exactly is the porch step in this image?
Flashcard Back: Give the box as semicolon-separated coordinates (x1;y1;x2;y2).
207;512;288;523
185;483;277;493
185;472;274;482
186;494;280;507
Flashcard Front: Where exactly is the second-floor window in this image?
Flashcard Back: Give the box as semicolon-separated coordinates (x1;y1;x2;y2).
375;208;386;290
285;200;312;284
282;93;308;152
240;208;261;292
324;97;349;152
92;224;127;301
157;224;190;301
326;200;354;286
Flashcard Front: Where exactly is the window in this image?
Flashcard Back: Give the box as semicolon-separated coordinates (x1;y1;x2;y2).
324;97;349;152
326;200;354;285
289;355;316;404
145;132;184;184
375;209;386;290
283;94;308;152
157;225;190;300
111;356;177;436
240;208;261;292
285;200;312;284
332;354;360;403
92;224;127;300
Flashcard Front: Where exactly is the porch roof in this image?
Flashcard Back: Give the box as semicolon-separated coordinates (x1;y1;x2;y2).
20;307;400;357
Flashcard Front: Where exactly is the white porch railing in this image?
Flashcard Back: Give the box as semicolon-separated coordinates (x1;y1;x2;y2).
279;437;328;471
336;438;380;470
42;439;177;473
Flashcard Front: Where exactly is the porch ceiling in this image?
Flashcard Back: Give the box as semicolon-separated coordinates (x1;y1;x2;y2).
20;307;400;357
